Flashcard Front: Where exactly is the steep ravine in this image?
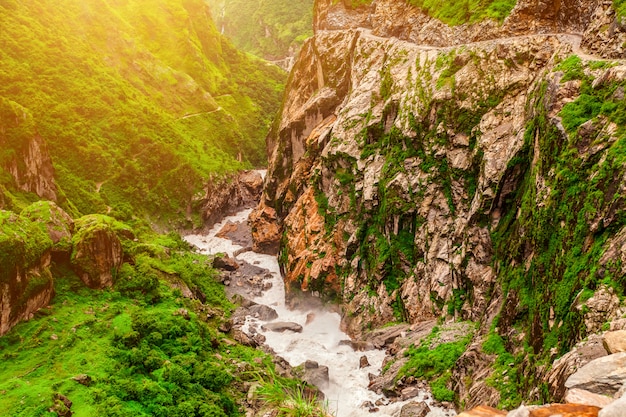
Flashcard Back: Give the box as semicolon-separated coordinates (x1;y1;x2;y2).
252;0;626;410
185;206;456;417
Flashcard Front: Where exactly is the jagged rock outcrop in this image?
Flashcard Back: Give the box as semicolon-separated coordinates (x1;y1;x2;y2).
0;209;55;335
71;215;128;289
0;97;58;205
253;0;626;408
197;170;264;227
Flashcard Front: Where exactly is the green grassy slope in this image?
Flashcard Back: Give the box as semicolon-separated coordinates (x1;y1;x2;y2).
0;0;285;223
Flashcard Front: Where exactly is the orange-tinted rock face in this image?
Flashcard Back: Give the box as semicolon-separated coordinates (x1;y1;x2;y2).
249;203;281;255
528;403;600;417
457;405;507;417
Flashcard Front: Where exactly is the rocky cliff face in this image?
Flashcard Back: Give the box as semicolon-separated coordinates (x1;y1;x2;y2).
0;97;58;205
197;170;264;228
253;0;626;407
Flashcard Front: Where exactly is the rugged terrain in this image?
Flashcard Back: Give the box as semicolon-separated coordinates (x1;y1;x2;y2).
252;0;626;408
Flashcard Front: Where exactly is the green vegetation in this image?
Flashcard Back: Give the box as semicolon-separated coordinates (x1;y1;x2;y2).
207;0;313;60
256;372;327;417
0;0;285;224
0;216;287;416
407;0;517;25
400;325;474;402
487;59;626;406
614;0;626;18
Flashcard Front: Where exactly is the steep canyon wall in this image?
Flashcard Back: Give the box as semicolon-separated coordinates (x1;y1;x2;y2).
253;0;626;406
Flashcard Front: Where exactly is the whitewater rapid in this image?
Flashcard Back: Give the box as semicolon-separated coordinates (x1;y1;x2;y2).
185;208;455;417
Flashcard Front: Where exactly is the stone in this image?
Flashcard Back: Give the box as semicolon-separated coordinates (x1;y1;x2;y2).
603;330;626;354
71;374;92;387
300;361;329;389
400;386;421;401
359;355;370;368
248;304;278;321
458;405;507;417
212;254;239;271
49;393;73;417
261;322;303;333
599;395;626;417
400;401;430;417
506;405;529;417
565;388;613;408
565;352;626;396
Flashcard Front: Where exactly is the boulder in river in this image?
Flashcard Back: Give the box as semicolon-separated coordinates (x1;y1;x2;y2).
359;355;370;368
261;322;303;333
300;360;329;389
399;402;430;417
248;304;278;321
212;254;239;271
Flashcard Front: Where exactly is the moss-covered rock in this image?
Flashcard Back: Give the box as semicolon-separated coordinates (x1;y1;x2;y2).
71;215;130;289
0;209;54;335
21;201;74;254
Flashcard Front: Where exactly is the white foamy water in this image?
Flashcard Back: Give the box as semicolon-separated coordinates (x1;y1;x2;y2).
185;208;456;417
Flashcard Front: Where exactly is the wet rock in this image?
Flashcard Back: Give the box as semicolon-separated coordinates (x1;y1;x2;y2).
261;322;303;333
212;254;239;271
300;360;329;389
399;401;430;417
71;374;92;387
233;328;257;347
248;304;278;321
564;388;613;408
359;355;370;368
249;203;281;255
565;352;626;396
457;405;506;417
599;395;626;417
603;330;626;354
400;386;421;401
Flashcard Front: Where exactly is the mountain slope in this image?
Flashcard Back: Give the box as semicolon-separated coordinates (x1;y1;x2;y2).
0;0;285;223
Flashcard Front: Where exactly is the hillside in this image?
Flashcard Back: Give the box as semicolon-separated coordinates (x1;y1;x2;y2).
0;0;285;224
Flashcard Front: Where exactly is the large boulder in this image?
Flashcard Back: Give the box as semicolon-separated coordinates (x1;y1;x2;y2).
399;401;431;417
71;215;128;289
300;360;329;389
603;330;626;354
565;352;626;396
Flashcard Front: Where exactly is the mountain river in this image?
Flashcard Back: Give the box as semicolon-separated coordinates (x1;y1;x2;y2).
185;207;456;417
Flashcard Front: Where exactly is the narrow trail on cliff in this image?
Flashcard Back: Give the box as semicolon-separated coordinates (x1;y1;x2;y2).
185;208;456;417
343;28;626;64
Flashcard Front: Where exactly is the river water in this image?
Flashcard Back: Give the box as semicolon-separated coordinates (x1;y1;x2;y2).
185;208;455;417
